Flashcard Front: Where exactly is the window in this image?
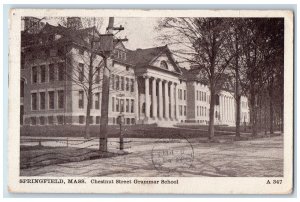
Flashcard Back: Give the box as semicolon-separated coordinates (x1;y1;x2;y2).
20;80;25;98
116;98;119;112
184;106;187;116
205;107;207;116
58;63;65;81
111;74;115;89
31;117;36;125
204;92;206;102
179;89;182;100
32;66;38;83
95;67;100;84
40;65;46;83
78;90;84;109
96;116;100;124
89;116;93;124
39;117;45;125
121;52;127;60
58;90;64;109
142;103;145;113
95;93;100;109
184;90;186;100
131;79;134;92
49;64;55;81
21;52;25;69
215;95;220;105
48;91;55;109
57;116;64;124
48;116;54;125
121;76;124;91
126;78;129;91
31;93;37;110
197;106;199;116
78;63;84;82
112;97;115;112
126;99;129;112
179;105;183;116
116;75;120;90
79;116;85;124
40;92;45;110
120;99;124;112
131;100;134;113
160;61;168;69
131;118;135;125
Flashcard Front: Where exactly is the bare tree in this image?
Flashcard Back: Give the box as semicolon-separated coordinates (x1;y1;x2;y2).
54;17;104;139
157;18;235;139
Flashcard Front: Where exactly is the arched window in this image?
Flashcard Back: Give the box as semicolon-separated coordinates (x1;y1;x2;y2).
160;60;168;70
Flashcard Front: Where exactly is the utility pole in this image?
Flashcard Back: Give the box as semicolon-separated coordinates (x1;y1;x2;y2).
99;17;128;152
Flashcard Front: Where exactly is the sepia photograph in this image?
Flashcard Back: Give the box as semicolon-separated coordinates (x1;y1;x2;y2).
8;9;293;194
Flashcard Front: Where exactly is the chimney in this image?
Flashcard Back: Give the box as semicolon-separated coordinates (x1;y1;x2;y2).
67;17;82;30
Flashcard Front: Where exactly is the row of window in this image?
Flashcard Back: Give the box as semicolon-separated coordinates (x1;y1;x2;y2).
31;90;64;111
196;106;208;117
29;115;135;125
179;105;187;116
77;63;101;83
78;91;101;109
111;97;135;113
178;89;187;100
30;115;66;125
196;90;208;102
31;63;65;84
111;74;134;92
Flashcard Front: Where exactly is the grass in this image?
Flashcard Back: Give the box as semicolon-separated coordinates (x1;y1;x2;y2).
20;124;253;139
20;145;123;169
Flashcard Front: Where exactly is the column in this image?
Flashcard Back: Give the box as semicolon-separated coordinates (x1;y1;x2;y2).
152;78;157;119
225;96;227;122
134;76;139;121
220;95;223;122
158;79;163;119
175;83;179;120
145;76;150;118
164;81;169;119
170;82;175;120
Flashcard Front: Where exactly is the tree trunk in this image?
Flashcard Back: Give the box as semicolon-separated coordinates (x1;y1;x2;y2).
234;34;241;137
269;76;274;134
99;58;110;151
85;92;92;139
249;86;257;136
236;94;241;137
208;85;215;139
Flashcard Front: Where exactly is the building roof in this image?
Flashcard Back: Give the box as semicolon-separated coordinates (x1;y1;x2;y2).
179;67;208;85
125;45;182;74
22;23;101;49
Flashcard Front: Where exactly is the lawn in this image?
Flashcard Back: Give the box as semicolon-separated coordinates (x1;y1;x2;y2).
20;145;123;170
21;124;249;138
